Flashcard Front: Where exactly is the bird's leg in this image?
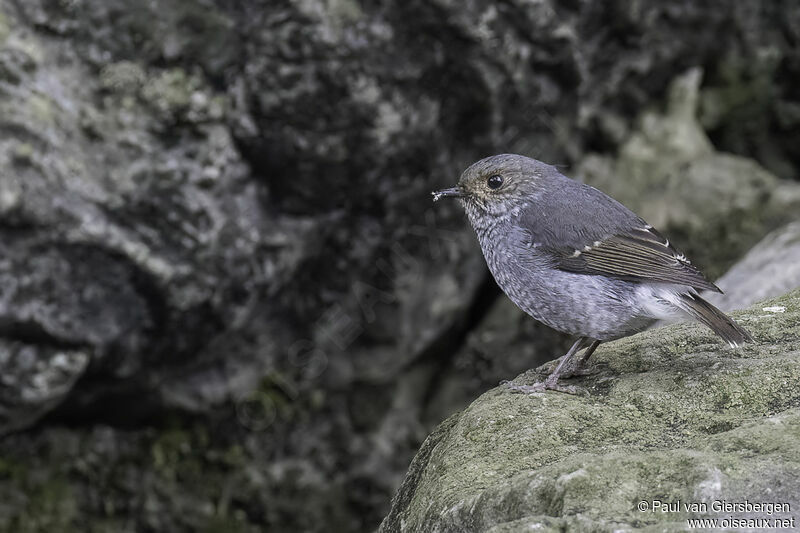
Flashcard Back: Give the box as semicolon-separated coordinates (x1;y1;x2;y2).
559;339;601;379
506;337;594;394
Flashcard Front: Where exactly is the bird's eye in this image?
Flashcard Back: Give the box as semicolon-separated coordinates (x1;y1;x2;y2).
487;175;504;189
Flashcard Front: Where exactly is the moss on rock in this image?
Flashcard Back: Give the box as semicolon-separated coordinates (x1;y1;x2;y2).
380;289;800;532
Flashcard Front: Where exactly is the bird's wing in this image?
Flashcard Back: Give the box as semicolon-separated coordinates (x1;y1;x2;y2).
553;225;721;292
517;181;721;293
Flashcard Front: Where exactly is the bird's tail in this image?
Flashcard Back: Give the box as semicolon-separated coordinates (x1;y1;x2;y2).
679;293;753;347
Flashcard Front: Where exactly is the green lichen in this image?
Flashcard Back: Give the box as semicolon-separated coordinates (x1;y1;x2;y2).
11;143;35;166
0;418;271;533
137;67;226;125
381;290;800;532
326;0;364;30
0;457;78;533
699;51;779;132
100;61;146;94
27;93;55;125
0;11;9;46
141;68;203;118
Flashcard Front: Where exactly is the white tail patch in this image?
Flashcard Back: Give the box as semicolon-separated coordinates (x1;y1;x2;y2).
636;285;686;321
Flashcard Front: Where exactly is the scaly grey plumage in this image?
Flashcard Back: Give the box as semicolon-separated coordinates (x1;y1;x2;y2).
433;153;752;393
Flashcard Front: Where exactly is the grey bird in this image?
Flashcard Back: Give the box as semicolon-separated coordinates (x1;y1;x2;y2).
433;154;752;393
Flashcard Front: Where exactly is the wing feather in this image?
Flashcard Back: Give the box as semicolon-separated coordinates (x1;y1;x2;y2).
515;177;720;293
556;226;720;292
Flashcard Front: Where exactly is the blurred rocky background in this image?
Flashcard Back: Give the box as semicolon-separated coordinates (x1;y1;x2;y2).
0;1;798;532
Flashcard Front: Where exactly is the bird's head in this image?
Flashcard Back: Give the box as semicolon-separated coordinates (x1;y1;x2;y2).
433;154;557;223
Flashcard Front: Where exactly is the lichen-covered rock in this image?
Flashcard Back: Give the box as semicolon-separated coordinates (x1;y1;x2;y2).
0;342;88;432
0;0;487;426
706;221;800;311
1;0;800;531
380;289;800;532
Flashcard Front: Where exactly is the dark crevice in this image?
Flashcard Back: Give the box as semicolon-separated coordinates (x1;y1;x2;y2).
39;382;183;429
0;318;88;352
30;392;211;434
32;367;163;430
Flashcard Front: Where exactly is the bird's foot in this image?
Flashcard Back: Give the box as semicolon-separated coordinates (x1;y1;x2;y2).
558;366;597;380
554;353;598;380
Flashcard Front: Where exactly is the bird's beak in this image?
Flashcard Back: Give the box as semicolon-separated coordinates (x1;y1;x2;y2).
431;187;464;202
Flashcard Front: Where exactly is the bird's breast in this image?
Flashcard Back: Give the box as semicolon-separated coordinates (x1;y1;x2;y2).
472;219;651;339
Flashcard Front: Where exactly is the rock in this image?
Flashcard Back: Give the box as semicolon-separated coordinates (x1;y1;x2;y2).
0;342;88;432
380;289;800;532
1;1;800;532
706;221;800;311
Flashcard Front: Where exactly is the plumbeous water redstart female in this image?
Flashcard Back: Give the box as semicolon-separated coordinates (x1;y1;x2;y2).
433;153;752;394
